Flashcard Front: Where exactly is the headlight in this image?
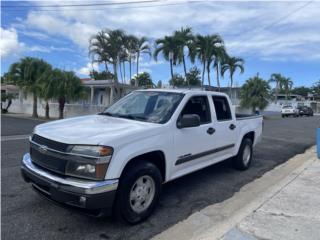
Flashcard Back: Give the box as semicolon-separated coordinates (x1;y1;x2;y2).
66;161;108;180
70;145;113;157
66;145;113;180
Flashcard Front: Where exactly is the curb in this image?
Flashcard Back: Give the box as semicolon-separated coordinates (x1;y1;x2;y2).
152;146;317;240
2;113;50;122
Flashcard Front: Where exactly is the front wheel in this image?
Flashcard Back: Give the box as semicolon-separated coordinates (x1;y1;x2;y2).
114;161;162;224
232;138;253;170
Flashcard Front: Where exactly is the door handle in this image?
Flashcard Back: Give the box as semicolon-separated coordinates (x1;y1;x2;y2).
229;124;236;130
207;127;215;135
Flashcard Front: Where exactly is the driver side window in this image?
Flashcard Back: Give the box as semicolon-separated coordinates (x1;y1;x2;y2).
180;96;211;124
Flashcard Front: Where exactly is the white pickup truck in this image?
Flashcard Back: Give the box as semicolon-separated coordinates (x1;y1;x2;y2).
21;89;263;223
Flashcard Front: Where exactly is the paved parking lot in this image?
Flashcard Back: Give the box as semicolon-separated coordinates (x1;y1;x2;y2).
1;115;318;240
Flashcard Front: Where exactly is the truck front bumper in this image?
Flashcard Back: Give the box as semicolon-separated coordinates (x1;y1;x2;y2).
21;153;118;216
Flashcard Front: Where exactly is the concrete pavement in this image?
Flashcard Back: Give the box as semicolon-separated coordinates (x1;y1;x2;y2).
221;149;320;240
153;146;319;240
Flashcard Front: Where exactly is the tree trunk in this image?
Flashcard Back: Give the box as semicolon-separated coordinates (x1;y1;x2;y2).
136;52;140;76
58;97;65;119
129;58;132;83
119;62;123;83
32;93;38;118
275;81;279;103
45;100;50;119
170;59;174;80
112;62;119;103
201;62;206;87
182;56;187;80
104;61;109;72
123;61;126;83
229;74;233;99
207;63;211;87
216;65;220;91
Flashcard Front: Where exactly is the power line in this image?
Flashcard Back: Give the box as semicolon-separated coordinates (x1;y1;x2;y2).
2;0;208;12
259;0;314;32
2;0;160;8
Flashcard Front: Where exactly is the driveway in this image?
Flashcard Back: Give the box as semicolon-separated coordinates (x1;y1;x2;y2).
1;115;318;240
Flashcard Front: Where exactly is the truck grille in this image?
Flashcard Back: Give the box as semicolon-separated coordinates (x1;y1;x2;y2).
30;134;70;175
30;147;67;174
32;134;69;152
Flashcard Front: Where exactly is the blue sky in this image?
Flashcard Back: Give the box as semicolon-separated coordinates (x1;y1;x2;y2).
1;0;320;88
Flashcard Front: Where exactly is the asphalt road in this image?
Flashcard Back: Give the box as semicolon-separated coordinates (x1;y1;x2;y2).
1;115;319;240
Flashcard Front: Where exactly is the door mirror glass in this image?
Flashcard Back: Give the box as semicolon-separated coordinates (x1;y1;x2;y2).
177;114;201;128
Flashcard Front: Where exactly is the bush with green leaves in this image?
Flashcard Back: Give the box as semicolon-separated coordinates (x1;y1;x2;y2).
240;75;270;113
130;72;154;88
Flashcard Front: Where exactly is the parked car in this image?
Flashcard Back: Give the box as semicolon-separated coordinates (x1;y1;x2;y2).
281;105;299;118
297;106;314;117
21;89;263;223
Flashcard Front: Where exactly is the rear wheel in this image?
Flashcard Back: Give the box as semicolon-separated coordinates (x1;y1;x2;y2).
114;161;162;224
233;138;253;170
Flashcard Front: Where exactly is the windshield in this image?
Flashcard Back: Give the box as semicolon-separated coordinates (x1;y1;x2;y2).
101;91;184;124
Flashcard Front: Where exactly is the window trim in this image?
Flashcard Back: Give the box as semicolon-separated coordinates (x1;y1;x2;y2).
212;95;233;122
177;95;212;126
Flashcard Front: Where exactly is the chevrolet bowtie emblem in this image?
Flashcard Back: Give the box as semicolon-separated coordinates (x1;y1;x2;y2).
38;145;48;153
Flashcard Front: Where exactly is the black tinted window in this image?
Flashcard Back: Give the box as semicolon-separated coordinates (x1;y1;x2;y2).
212;96;232;121
181;96;211;124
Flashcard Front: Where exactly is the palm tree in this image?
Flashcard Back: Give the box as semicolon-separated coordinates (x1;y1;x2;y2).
213;46;227;91
55;70;87;119
154;36;179;79
90;29;125;101
135;36;151;85
173;27;194;79
89;31;111;73
8;57;52;118
240;75;270;113
221;56;244;97
268;73;283;103
194;34;224;86
124;35;138;82
280;77;294;100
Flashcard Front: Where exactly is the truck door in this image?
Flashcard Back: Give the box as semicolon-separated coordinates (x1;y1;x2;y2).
173;95;216;172
211;95;237;158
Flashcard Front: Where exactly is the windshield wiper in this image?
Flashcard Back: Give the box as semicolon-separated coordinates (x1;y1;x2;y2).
117;114;147;121
99;112;114;116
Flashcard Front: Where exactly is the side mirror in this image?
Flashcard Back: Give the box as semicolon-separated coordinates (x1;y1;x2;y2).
177;114;201;129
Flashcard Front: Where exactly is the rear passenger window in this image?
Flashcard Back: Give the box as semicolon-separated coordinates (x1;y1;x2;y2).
212;96;232;121
180;96;211;124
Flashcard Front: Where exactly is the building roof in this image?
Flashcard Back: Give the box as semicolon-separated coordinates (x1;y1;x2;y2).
81;79;133;88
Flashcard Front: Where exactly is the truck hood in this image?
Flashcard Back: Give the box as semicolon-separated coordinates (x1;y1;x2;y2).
34;115;161;146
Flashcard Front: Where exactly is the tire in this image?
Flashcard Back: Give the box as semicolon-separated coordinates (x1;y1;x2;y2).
233;138;253;170
282;114;285;118
114;161;162;224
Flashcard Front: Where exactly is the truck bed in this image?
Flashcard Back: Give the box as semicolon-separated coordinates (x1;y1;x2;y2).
236;113;262;120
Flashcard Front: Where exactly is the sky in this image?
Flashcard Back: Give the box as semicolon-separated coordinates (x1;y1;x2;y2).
1;0;320;88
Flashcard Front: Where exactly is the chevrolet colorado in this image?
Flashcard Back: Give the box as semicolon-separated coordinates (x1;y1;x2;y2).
21;89;262;223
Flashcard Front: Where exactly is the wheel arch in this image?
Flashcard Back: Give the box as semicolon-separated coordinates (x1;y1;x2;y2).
120;150;166;182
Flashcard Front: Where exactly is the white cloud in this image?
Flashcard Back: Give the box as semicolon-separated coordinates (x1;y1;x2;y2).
26;11;98;49
15;1;320;62
0;27;25;57
77;62;99;76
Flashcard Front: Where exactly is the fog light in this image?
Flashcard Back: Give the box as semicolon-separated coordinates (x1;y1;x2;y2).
79;196;86;206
